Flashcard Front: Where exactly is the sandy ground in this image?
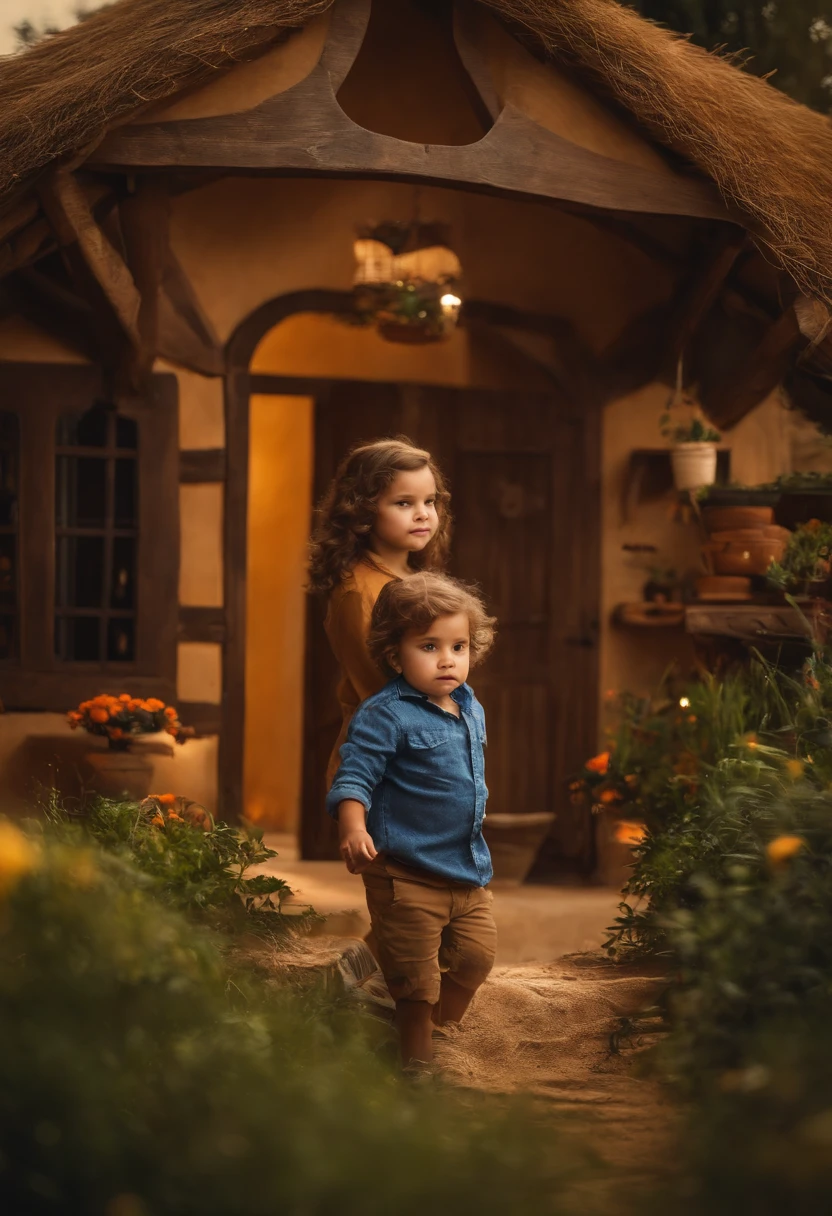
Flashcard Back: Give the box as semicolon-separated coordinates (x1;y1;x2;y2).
259;837;674;1189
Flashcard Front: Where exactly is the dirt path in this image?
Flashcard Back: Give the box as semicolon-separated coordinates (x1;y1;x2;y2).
432;954;676;1180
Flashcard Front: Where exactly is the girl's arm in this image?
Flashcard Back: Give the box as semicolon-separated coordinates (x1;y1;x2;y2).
336;799;377;874
328;589;386;702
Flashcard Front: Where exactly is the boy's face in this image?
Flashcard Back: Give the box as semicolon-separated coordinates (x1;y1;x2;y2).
372;467;438;555
392;612;471;700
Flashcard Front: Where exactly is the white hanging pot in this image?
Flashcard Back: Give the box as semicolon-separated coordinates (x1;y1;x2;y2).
671;442;717;491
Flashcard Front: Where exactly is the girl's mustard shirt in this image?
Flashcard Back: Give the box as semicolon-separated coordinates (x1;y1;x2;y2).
323;558;395;787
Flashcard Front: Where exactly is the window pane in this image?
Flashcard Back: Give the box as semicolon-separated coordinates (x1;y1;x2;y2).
114;458;137;528
107;617;135;662
55;615;101;662
56;456;107;528
116;415;138;450
110;537;136;610
0;535;15;608
58;405;109;448
56;536;105;609
0;412;18;529
0;615;15;661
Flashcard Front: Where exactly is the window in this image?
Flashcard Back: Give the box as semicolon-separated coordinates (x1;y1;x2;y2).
0;412;19;662
55;405;139;663
0;365;178;711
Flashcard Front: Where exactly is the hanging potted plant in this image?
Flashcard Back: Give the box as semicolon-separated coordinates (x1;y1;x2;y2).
660;368;721;492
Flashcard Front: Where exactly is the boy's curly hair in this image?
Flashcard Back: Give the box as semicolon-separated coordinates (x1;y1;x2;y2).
368;573;496;676
308;437;451;595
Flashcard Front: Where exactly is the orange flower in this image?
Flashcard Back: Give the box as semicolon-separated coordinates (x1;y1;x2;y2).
118;693;132;703
164;724;179;737
624;774;638;788
157;793;176;806
614;821;647;847
164;706;178;720
766;834;806;869
151;815;165;828
128;699;142;712
89;707;109;724
586;751;611;775
107;727;125;740
806;519;823;533
599;788;622;804
144;698;165;712
166;811;183;822
67;711;82;723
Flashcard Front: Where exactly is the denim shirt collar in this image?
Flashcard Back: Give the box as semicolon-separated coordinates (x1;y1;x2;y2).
395;675;474;712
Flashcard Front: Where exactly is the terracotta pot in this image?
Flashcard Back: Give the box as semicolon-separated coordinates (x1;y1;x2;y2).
706;536;786;576
483;812;556;884
702;506;774;533
671;443;717;491
84;746;153;802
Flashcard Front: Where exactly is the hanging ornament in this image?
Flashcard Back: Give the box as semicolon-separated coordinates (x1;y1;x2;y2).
350;218;463;344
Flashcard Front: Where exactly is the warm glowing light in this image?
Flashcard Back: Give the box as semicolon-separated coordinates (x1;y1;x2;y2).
440;293;461;309
679;697;690;709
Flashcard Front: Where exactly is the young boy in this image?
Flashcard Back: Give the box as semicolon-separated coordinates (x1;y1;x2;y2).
326;572;497;1072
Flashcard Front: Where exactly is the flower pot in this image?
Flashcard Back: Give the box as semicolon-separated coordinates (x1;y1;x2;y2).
83;746;153;802
706;536;787;576
671;443;718;491
482;812;556;884
702;506;774;533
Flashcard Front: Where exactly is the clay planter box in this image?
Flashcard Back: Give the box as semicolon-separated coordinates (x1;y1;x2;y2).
483;812;556;884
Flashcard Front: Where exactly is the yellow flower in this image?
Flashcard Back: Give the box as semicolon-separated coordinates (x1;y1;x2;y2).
766;835;806;868
785;759;805;780
0;821;40;897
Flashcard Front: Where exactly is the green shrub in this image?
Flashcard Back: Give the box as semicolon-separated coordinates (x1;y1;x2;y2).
0;823;599;1216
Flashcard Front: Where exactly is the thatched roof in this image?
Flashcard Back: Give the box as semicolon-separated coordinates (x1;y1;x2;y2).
1;0;832;304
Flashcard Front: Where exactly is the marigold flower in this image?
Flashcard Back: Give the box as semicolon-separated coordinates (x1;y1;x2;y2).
614;820;646;846
599;788;622;804
151;815;165;828
107;727;125;740
145;698;165;712
157;793;176;805
766;834;806;868
128;699;142;712
118;693;132;703
785;759;805;780
164;706;178;719
89;707;109;724
0;821;40;896
166;811;183;822
586;751;611;775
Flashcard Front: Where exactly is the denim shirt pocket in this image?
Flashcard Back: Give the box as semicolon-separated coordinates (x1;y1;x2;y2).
405;727;453;751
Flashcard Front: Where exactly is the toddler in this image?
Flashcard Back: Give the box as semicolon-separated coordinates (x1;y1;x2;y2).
327;572;497;1072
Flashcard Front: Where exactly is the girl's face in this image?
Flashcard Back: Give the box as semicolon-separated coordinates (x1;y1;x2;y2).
391;612;471;701
370;466;439;556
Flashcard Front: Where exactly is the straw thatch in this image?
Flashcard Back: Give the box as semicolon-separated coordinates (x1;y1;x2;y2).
1;0;832;301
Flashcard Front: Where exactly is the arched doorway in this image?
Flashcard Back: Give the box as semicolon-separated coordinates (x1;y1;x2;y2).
225;292;601;876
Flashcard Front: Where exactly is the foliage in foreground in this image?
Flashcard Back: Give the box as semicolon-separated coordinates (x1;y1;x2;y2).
45;794;301;930
0;821;598;1216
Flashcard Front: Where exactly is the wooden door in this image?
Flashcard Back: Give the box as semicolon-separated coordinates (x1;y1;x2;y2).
300;382;600;873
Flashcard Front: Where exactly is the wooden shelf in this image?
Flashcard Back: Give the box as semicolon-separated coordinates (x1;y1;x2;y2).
685;600;829;643
614;602;685;628
623;448;731;521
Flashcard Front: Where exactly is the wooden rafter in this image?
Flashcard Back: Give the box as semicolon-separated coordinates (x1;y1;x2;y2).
703;305;803;427
665;226;748;373
0;266;99;361
37;169;142;351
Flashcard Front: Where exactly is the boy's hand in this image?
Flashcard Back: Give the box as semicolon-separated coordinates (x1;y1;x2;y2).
339;829;378;874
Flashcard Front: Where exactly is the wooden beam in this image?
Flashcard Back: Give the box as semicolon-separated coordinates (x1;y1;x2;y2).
158;290;224;376
161;247;221;355
703;306;802;427
178;608;226;644
0;198;40;245
666;227;748;371
37;169;142;349
119;177;169;379
179;448;226;482
88;0;727;223
0;219;55;278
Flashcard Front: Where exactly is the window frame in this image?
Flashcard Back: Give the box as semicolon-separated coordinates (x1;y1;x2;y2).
0;364;179;711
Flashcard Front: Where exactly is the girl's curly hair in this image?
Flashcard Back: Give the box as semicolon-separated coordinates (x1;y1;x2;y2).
308;437;451;595
368;572;496;676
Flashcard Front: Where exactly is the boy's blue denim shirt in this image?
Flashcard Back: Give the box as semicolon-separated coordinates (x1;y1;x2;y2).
326;675;492;887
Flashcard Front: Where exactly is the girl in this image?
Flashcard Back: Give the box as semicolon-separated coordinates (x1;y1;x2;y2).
308;436;452;787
